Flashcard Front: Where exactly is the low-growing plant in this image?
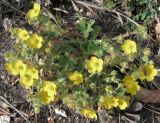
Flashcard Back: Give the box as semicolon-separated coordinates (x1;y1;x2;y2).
124;0;158;33
4;2;158;119
128;0;158;23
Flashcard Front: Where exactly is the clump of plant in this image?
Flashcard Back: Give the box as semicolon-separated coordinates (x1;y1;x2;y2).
128;0;158;23
4;3;158;119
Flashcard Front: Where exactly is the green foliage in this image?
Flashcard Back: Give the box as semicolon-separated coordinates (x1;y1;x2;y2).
128;0;158;22
77;17;95;38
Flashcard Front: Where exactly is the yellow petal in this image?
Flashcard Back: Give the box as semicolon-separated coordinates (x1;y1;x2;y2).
152;69;158;76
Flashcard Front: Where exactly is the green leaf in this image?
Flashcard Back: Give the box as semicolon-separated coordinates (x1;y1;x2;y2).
138;0;148;5
77;17;95;38
80;41;89;53
105;0;116;9
43;31;56;40
87;42;98;52
80;41;99;54
140;12;147;21
58;52;70;70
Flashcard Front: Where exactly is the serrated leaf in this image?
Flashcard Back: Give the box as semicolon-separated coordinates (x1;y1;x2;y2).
77;18;95;38
87;42;98;52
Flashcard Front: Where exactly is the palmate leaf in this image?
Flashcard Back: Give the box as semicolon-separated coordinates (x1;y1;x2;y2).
80;40;100;54
73;89;90;108
58;52;70;70
78;17;95;38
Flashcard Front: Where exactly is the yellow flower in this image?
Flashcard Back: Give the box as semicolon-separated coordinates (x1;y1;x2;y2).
112;97;119;107
13;60;27;75
19;76;35;89
99;96;118;109
5;60;27;76
99;96;130;110
80;108;97;119
27;3;40;19
68;71;83;85
5;63;13;72
121;39;137;54
123;75;135;83
19;66;39;80
25;66;39;80
5;61;39;89
123;75;140;95
85;56;103;74
117;96;130;110
27;34;43;49
138;64;158;81
39;81;57;104
125;81;140;95
17;28;30;41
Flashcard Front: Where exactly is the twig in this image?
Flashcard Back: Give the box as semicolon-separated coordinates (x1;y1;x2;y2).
1;0;25;15
74;0;112;12
115;11;123;25
115;10;140;26
43;7;58;25
152;112;155;123
34;113;37;123
71;0;80;12
74;0;140;26
148;104;160;112
82;4;99;18
0;107;10;115
52;8;68;14
0;96;30;123
118;113;121;123
144;106;160;115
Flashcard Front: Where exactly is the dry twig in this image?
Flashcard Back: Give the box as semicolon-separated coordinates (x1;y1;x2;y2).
73;0;140;26
0;96;30;123
1;0;25;15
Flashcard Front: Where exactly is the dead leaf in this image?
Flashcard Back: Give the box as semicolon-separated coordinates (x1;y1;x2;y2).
156;23;160;34
136;87;160;103
155;23;160;44
48;117;54;123
121;115;137;123
155;115;160;122
3;18;12;31
124;113;140;122
97;109;117;123
55;108;67;118
131;102;143;112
